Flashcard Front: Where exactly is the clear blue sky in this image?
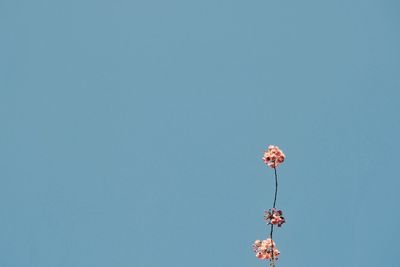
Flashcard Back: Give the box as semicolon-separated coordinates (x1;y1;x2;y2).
1;0;400;266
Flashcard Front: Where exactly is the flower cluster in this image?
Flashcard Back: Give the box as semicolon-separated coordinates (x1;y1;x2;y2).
253;239;280;260
264;208;285;227
262;145;285;168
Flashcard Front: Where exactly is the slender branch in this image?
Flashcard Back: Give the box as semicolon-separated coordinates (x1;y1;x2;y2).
273;167;278;209
269;167;278;267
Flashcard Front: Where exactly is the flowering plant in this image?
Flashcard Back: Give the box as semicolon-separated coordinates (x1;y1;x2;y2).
252;145;286;267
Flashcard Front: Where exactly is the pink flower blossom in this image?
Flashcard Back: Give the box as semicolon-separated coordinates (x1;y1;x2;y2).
262;145;285;168
253;238;280;261
264;208;286;227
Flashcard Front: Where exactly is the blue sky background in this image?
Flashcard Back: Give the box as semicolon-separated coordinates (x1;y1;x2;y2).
1;0;400;266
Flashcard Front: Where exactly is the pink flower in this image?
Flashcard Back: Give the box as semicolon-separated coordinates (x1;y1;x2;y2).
274;249;280;257
264;208;286;227
253;238;280;261
262;145;286;168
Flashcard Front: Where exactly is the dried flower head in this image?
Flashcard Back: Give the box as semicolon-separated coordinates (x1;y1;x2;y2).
253;238;280;260
264;208;285;227
262;145;285;168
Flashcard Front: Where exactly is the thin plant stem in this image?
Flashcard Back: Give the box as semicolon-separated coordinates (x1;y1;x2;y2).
269;167;278;267
273;167;278;209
